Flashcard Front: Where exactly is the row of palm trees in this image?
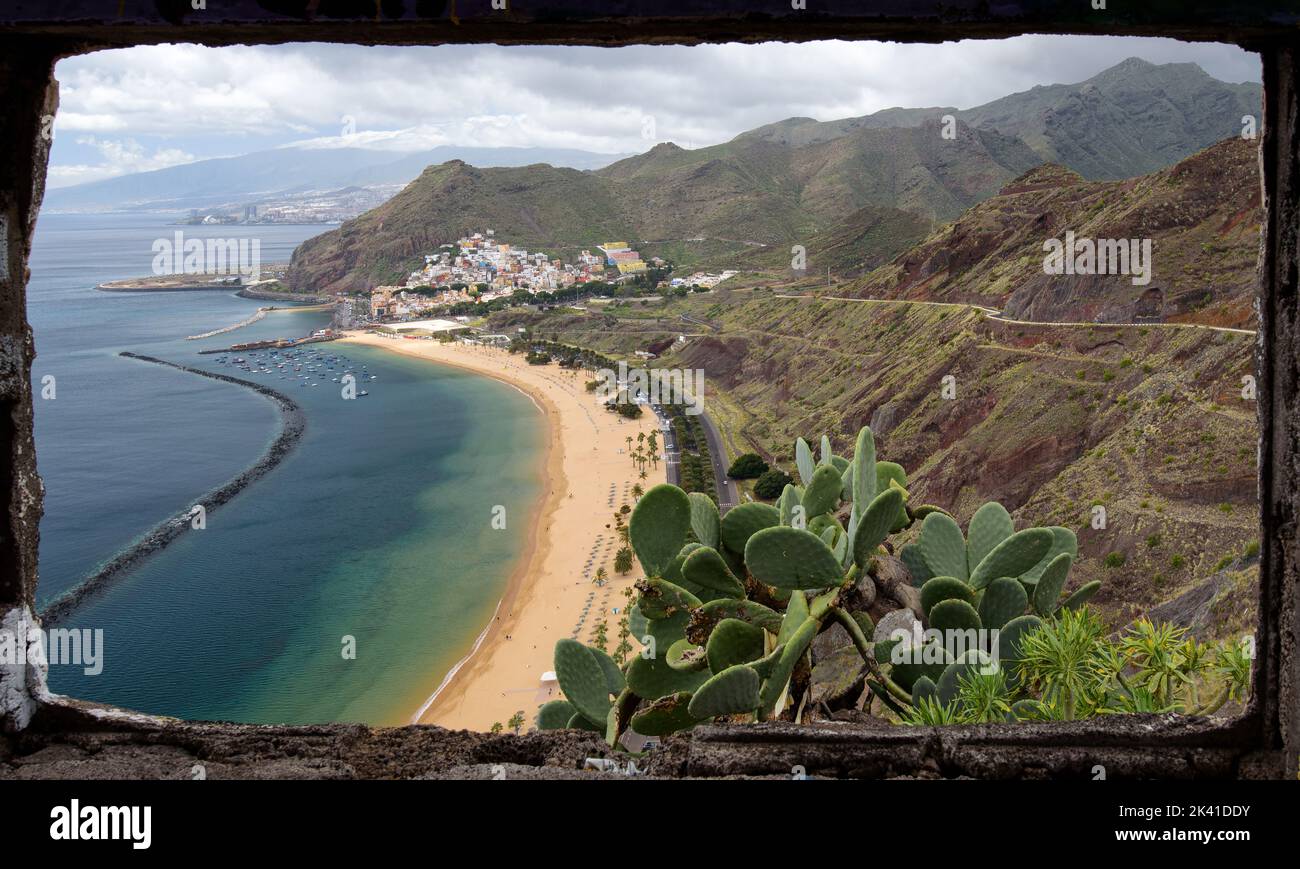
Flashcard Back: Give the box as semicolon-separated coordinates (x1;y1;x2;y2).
625;430;661;481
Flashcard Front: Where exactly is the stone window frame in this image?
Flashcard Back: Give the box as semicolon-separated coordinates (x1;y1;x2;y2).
0;3;1294;779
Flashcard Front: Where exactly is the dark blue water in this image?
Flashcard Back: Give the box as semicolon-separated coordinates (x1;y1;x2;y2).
28;214;542;724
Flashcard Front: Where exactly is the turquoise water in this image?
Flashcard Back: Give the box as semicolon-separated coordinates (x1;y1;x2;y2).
28;214;542;724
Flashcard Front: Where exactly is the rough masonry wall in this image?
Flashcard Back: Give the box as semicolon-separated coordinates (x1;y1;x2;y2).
0;2;1295;776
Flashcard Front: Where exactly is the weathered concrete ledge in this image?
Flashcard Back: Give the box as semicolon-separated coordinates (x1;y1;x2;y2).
0;695;1276;780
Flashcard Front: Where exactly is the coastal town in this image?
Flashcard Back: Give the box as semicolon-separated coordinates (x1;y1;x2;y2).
340;231;734;326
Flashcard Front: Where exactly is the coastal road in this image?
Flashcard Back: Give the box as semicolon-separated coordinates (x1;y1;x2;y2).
774;293;1257;336
650;403;735;514
696;408;738;513
654;406;682;487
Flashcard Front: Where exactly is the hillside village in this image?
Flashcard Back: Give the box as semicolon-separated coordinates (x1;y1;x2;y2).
341;230;735;326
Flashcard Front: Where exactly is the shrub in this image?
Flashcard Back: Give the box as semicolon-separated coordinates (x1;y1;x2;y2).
1104;551;1127;569
727;452;769;479
753;468;794;500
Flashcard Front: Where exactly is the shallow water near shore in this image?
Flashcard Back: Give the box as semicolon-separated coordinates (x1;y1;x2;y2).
28;214;542;724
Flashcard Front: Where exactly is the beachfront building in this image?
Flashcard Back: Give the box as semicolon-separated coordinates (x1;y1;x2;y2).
673;270;739;289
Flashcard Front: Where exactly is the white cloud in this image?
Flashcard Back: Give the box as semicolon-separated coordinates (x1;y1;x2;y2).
50;36;1260;171
47;136;195;186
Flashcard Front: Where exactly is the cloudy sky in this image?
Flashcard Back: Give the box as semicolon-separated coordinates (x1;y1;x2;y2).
48;35;1260;188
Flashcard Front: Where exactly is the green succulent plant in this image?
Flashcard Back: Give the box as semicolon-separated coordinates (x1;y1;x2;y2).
540;425;1239;747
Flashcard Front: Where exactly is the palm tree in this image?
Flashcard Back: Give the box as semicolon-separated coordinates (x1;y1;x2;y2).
617;525;630;545
594;566;608;586
625;435;633;451
614;546;634;575
639;469;648;481
632;483;644;500
650;451;661;470
507;711;526;734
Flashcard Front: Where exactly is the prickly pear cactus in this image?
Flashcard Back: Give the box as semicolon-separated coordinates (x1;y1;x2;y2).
543;424;1107;742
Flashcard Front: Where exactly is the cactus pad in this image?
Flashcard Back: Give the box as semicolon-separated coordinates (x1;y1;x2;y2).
720;501;781;554
968;527;1054;590
688;664;762;718
686;598;783;645
1031;552;1074;615
996;614;1043;669
978;576;1029;630
936;648;994;707
688;491;721;550
706;618;766;673
554;638;613;725
917;512;969;582
928;598;982;634
851;426;877;509
758;616;818;716
626;648;712;700
1059;580;1102;612
966;502;1014;574
899;542;934;587
852;488;904;568
681;546;746;598
890;642;953;691
745;526;845;590
635;577;702;619
795;437;815;486
919;575;975;618
629;483;693;577
1019;526;1078;585
801;463;844;518
630;692;701;736
536;699;577;730
666;638;709;672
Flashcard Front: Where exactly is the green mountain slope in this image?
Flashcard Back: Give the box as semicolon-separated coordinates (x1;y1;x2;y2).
486;134;1264;638
849;137;1261;328
288;58;1261;297
288;121;1039;293
288;160;637;293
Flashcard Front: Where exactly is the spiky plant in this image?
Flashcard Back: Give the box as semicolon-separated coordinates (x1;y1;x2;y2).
1177;638;1213;709
1121;618;1191;708
903;695;962;725
1015;607;1108;721
956;667;1014;723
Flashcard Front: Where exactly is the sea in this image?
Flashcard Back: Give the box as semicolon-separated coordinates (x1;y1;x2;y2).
26;212;542;724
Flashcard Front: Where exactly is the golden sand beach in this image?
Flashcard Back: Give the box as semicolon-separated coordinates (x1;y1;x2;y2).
340;331;667;731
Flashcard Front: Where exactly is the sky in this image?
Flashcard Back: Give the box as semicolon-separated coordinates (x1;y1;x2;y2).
47;35;1261;189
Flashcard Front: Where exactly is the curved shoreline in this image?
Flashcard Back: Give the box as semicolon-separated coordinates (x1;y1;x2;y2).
341;332;667;730
379;343;557;726
39;352;306;625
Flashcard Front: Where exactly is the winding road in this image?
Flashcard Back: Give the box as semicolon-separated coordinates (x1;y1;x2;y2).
774;293;1257;336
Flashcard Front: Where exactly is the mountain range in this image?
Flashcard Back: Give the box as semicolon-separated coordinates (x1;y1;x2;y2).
481;132;1264;643
41;145;630;214
286;58;1262;294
